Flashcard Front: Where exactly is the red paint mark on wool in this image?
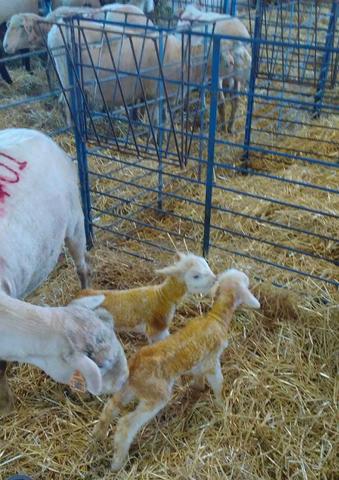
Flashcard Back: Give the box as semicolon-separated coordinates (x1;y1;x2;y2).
0;152;28;214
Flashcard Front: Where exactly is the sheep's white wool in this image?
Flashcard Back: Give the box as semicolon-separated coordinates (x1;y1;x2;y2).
0;128;128;398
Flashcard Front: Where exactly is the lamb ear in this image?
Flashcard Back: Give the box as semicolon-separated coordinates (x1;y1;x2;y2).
236;284;260;309
69;354;102;395
155;264;180;276
69;295;105;310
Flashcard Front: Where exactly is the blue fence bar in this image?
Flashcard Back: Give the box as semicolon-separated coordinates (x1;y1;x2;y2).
203;35;220;257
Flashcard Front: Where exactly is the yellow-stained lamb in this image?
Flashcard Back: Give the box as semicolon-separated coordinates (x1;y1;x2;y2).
93;269;260;471
76;252;216;343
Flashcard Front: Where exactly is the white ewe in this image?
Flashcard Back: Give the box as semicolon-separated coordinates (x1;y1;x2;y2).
0;128;128;414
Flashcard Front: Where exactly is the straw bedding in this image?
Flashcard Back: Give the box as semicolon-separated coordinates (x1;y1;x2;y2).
1;247;338;479
0;38;338;480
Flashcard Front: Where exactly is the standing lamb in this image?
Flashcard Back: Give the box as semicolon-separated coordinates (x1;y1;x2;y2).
93;268;260;471
0;128;128;414
76;252;216;343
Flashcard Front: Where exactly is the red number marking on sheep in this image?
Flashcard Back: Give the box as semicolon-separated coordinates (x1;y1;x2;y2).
0;152;27;215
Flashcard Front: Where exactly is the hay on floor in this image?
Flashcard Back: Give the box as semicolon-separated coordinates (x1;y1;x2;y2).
0;247;338;479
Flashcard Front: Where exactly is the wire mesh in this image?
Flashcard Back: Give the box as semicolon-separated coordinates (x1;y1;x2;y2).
0;0;338;291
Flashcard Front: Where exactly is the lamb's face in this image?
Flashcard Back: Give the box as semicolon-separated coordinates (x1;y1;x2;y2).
215;269;260;309
183;255;216;295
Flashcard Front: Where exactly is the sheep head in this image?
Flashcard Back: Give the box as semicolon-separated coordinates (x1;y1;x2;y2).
3;14;47;54
62;295;128;395
212;269;260;309
155;252;216;295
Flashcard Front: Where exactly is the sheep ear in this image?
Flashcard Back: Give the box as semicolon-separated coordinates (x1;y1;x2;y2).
155;264;180;276
22;16;42;43
22;17;34;34
236;284;260;309
175;251;186;261
69;354;102;395
69;295;105;310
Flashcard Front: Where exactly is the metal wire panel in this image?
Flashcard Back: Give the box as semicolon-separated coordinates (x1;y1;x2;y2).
1;0;337;292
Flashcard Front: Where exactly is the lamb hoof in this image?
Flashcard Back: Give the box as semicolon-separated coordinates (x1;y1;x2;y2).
111;458;125;471
57;252;66;265
0;391;14;416
192;382;206;393
92;423;106;442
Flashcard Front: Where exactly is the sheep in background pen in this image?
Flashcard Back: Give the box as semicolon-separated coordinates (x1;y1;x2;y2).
2;4;100;89
0;0;39;84
2;2;151;88
177;3;252;133
3;6;98;54
46;4;156;125
76;252;216;343
93;268;260;471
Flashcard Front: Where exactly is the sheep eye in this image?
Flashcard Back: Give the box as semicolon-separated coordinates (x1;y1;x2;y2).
193;274;200;279
95;334;106;345
85;344;94;359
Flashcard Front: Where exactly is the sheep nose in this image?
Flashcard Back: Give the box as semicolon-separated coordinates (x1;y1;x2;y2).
98;359;114;372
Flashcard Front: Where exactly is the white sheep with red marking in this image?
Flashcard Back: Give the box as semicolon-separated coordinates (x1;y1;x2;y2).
0;128;128;415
